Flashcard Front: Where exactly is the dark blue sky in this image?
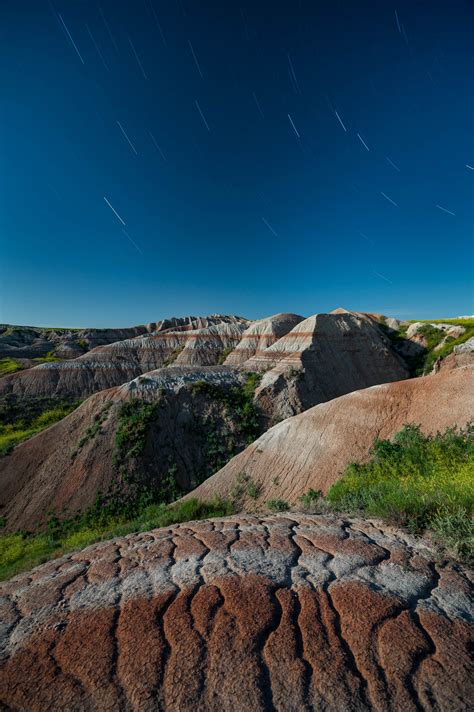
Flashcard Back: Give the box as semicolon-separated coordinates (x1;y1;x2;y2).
1;1;473;327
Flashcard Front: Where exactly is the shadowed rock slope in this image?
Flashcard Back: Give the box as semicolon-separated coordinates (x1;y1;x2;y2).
246;311;409;421
0;514;472;711
0;367;259;532
190;365;474;507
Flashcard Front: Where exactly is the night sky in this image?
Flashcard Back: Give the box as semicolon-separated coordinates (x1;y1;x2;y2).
1;1;473;327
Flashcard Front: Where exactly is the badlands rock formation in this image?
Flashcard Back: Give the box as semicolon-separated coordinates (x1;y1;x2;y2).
0;367;254;532
0;317;249;401
0;514;472;711
246;312;409;421
0;323;151;360
224;313;304;365
190;365;474;507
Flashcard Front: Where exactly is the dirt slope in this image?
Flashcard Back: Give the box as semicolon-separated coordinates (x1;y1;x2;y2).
0;514;472;711
0;366;257;532
190;365;474;507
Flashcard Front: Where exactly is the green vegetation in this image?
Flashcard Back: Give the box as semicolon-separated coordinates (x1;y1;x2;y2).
267;498;290;512
417;321;474;375
327;424;473;562
230;471;262;501
72;402;112;457
0;358;23;377
114;399;158;461
380;317;474;376
76;339;89;351
191;373;262;445
217;346;234;365
0;400;81;456
0;497;234;581
32;350;62;363
163;346;184;366
299;488;323;510
190;374;263;481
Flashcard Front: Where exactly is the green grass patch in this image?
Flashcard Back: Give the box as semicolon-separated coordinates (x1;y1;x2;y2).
0;497;234;581
0;401;81;456
0;358;23;377
327;424;474;562
32;350;62;363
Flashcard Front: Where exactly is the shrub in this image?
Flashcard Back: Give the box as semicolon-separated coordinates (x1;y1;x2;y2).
114;399;158;461
267;499;290;512
299;489;322;510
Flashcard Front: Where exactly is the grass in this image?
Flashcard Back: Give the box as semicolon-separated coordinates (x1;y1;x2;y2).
327;424;474;563
0;358;23;377
32;350;62;363
0;401;81;456
0;497;234;581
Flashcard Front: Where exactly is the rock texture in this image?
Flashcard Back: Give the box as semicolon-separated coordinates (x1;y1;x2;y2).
246;312;409;421
0;324;151;360
224;313;304;365
0;366;252;532
190;365;474;507
437;337;474;372
0;317;249;401
0;514;472;711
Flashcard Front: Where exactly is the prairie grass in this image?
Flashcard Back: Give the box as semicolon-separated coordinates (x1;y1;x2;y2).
0;358;23;377
0;402;80;456
327;424;473;562
0;498;233;581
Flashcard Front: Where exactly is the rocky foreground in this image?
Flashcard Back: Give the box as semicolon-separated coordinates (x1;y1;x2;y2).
1;514;472;711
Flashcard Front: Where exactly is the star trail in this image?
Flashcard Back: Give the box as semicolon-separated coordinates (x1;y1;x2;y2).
1;0;472;327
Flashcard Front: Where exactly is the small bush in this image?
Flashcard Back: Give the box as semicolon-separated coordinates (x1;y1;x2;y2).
267;499;290;512
247;480;262;500
299;489;322;510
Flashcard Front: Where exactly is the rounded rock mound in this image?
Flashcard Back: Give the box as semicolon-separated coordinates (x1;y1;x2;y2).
0;514;472;711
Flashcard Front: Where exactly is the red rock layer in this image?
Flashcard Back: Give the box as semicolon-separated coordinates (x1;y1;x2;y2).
0;515;472;711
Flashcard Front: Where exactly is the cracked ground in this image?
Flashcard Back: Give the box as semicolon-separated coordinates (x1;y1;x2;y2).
0;514;472;711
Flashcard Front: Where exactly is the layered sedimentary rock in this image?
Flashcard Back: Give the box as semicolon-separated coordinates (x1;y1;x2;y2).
224;313;304;365
190;365;474;507
244;312;409;420
0;367;252;532
0;324;151;360
0;514;472;711
0;318;248;401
